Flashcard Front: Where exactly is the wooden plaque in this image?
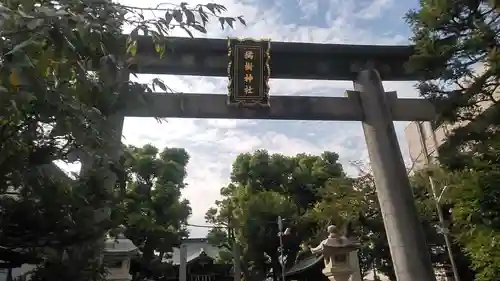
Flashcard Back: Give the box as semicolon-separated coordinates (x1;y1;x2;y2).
227;38;271;107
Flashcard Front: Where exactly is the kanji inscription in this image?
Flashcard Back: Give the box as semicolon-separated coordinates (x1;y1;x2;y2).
227;38;271;107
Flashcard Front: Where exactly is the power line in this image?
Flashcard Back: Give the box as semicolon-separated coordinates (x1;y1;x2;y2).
186;223;222;228
186;218;287;229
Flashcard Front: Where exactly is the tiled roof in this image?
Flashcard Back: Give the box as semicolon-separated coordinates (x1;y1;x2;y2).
285;254;323;276
167;238;222;265
103;235;139;254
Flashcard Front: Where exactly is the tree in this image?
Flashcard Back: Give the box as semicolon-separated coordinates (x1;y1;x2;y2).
206;227;234;265
406;0;499;168
446;167;500;281
407;1;500;280
207;183;298;281
306;168;395;281
111;144;191;281
0;165;111;281
414;165;500;281
310;163;474;281
409;167;475;281
206;150;347;281
0;0;244;279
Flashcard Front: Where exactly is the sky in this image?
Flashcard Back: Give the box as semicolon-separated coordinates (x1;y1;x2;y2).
71;0;424;238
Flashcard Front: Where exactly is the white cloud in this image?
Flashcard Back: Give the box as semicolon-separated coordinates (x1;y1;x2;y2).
356;0;394;20
297;0;320;20
112;0;420;238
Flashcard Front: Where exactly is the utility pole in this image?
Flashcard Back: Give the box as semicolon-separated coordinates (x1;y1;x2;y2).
179;243;187;281
277;216;285;281
228;215;241;281
416;122;460;281
277;216;290;281
428;176;460;281
232;241;241;281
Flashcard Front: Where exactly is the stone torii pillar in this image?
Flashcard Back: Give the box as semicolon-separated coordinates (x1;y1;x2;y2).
179;243;188;281
348;68;437;281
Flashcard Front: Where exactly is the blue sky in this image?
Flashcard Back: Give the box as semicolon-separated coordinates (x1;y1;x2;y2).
107;0;423;238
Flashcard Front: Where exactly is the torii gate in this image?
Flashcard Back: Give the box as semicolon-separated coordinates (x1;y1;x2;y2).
105;36;438;281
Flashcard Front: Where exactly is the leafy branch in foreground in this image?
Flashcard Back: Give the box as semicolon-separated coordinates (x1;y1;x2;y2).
0;0;244;279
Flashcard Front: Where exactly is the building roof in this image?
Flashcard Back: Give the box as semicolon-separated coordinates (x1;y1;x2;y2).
285;254;323;276
167;239;324;274
103;236;139;255
103;225;139;256
168;238;222;265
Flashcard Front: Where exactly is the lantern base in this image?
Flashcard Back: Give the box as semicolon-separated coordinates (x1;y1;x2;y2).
322;267;354;281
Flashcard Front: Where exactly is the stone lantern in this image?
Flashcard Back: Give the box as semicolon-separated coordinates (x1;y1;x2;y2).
103;225;140;281
310;225;360;281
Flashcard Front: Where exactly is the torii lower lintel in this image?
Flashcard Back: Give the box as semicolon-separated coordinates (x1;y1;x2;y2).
121;93;436;122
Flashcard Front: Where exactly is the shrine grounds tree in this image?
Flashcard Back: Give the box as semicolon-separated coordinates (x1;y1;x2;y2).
205;151;471;281
206;153;457;281
0;0;243;279
307;172;396;280
405;0;499;126
409;167;478;281
295;163;462;281
406;0;499;170
309;172;397;281
409;165;500;281
205;150;347;281
406;1;500;280
444;167;500;281
112;144;191;281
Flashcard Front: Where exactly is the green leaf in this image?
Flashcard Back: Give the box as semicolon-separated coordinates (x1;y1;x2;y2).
184;9;195;25
218;17;225;30
26;18;44;30
0;5;12;13
126;40;137;56
215;4;228;12
164;12;173;25
206;3;217;14
37;6;57;16
198;7;208;25
154;43;165;58
6;39;35;55
129;27;139;40
237;16;246;26
17;10;34;18
224;17;235;29
192;24;207;34
172;9;183;23
152;78;167;92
